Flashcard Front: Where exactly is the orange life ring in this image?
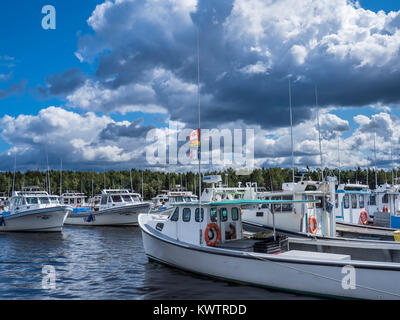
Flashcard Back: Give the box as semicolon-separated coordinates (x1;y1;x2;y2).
360;210;368;225
205;223;221;246
383;206;388;213
308;216;318;234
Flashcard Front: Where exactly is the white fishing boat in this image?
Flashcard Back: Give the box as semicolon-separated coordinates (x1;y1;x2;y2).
150;187;198;215
65;189;150;226
0;186;71;232
0;193;9;212
61;192;93;225
139;197;400;299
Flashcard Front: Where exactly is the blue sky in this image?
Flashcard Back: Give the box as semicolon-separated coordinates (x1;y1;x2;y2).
1;0;400;171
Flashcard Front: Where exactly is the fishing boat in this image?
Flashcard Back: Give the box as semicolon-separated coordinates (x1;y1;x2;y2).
150;187;198;215
64;189;151;226
0;193;9;212
0;186;71;232
139;197;400;299
61;192;93;225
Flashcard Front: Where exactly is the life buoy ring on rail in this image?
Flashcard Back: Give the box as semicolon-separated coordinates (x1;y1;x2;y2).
205;223;221;247
308;216;318;234
360;210;368;225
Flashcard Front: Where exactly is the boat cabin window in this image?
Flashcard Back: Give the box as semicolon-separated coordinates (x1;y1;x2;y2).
335;194;338;208
272;196;281;212
184;197;191;202
351;194;357;209
170;207;179;221
176;197;183;202
101;196;107;205
232;207;239;221
49;197;59;204
39;197;50;204
316;196;324;208
195;208;204;222
15;197;25;207
77;198;82;204
64;199;69;204
122;195;132;202
220;208;228;222
369;194;376;206
359;195;364;208
182;208;191;222
210;208;218;222
191;197;197;201
26;197;39;204
112;195;122;203
344;194;349;209
282;195;293;211
382;194;389;204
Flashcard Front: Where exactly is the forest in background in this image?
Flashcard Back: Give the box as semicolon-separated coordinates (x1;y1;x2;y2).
0;167;399;200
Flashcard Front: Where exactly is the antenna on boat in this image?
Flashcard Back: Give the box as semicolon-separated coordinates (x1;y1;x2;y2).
104;167;106;189
337;134;341;185
391;143;394;185
315;84;324;181
374;132;378;188
196;26;202;211
130;168;133;193
142;171;144;199
11;153;16;195
46;152;51;194
60;158;62;195
288;76;295;184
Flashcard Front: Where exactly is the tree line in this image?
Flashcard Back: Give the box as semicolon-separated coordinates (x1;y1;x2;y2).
0;167;398;200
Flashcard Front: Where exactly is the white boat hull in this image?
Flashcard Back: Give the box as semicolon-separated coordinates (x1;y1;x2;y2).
0;207;71;232
140;215;400;299
65;203;151;226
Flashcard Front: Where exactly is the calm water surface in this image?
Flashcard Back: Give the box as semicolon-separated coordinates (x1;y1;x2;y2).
0;226;315;299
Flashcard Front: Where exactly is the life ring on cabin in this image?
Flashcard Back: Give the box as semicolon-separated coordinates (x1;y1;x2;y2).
383;206;388;213
205;223;221;247
359;210;368;225
308;216;318;234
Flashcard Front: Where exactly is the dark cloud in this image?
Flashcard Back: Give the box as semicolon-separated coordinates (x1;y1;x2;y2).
37;68;88;97
99;118;156;140
0;79;27;99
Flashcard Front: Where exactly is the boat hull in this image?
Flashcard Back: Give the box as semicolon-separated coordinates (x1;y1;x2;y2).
140;216;400;299
65;203;151;226
0;207;71;232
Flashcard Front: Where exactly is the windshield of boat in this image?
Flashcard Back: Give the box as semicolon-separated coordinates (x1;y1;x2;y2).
184;197;191;202
122;195;132;202
49;197;59;204
39;197;50;204
112;195;122;203
26;197;39;204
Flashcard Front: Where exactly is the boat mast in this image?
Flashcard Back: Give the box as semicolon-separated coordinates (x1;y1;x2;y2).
315;85;324;181
288;77;294;184
374;132;378;188
60;159;62;195
197;27;201;208
337;135;341;185
130;168;133;193
11;154;16;195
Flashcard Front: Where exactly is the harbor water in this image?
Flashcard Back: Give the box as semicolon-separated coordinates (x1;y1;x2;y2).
0;226;315;300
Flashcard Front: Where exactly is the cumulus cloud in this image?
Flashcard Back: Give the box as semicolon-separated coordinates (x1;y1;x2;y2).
64;0;400;132
0;107;156;170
